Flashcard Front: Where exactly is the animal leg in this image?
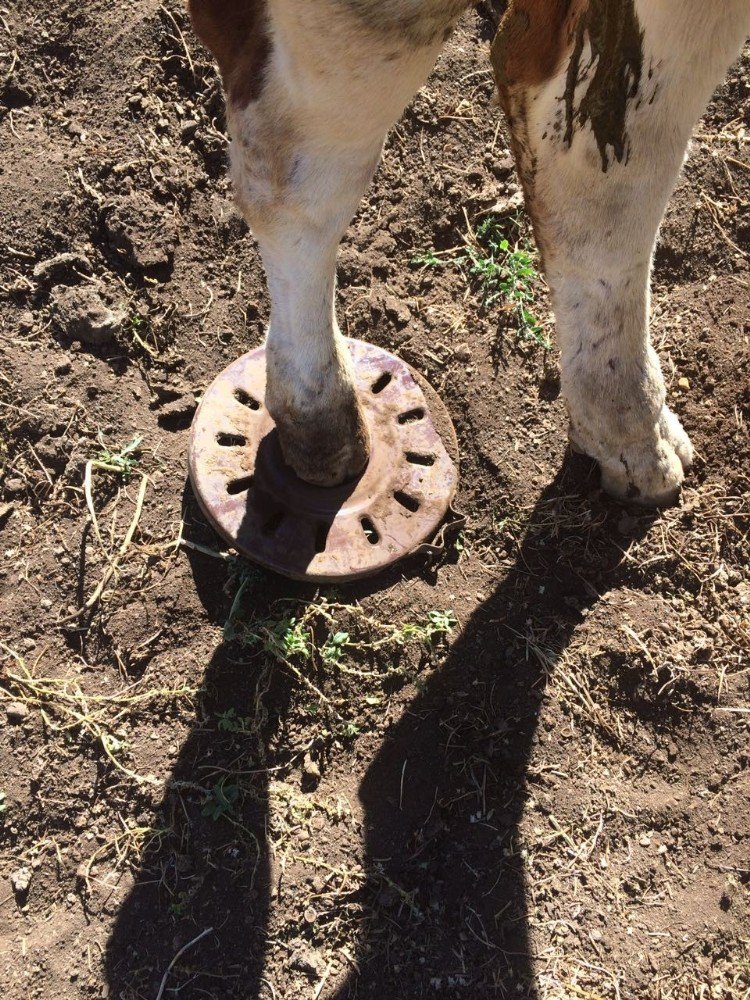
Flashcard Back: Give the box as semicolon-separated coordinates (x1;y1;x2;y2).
493;0;750;504
191;0;466;485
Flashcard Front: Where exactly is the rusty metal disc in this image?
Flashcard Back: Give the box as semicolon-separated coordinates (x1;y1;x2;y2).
188;338;459;582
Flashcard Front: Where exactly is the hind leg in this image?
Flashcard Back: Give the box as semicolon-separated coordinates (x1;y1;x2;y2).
493;0;749;504
191;0;466;485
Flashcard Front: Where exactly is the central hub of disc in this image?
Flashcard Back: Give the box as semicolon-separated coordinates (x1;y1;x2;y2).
188;339;459;582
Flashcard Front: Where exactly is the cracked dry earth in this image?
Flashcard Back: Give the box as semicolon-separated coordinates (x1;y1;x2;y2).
1;3;749;1000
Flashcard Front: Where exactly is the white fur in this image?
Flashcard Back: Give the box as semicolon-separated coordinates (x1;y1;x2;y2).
227;0;458;482
523;0;750;502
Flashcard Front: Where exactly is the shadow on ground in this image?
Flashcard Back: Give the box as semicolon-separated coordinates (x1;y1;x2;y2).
104;454;655;998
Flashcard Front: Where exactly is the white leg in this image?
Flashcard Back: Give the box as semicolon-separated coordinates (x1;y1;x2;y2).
192;0;468;484
493;0;750;504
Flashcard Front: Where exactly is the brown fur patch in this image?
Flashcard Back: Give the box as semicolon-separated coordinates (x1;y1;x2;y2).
491;0;645;170
189;0;270;108
490;0;584;89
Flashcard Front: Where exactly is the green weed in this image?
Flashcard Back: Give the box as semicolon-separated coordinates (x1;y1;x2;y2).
411;249;444;268
201;781;240;821
168;894;189;917
225;589;455;664
216;708;254;735
94;431;143;479
220;565;457;725
321;631;350;665
394;609;457;645
265;616;310;660
413;214;549;349
222;562;264;642
127;312;160;357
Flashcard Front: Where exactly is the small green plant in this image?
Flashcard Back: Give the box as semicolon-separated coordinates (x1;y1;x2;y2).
168;894;189;917
466;218;548;346
396;609;457;646
127;312;160;357
216;708;254;734
94;431;142;479
101;732;126;756
321;631;350;665
265;616;310;660
201;781;240;821
425;609;458;640
411;249;444;268
222;562;264;641
413;215;549;348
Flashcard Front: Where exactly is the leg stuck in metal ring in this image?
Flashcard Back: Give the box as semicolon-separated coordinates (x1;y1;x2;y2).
188;340;459;582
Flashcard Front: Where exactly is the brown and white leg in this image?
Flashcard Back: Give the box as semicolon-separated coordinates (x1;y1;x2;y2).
493;0;750;504
191;0;467;485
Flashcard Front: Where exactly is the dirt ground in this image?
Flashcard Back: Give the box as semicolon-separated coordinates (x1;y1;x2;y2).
1;3;749;999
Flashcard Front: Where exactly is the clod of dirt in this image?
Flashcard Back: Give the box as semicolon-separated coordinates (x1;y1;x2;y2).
5;702;29;724
33;251;93;289
3;478;25;498
287;944;324;977
156;391;198;430
10;867;32;895
18;310;35;332
34;434;71;474
303;754;321;780
103;193;179;273
489;154;515;179
50;285;124;346
384;294;412;328
301;754;321;790
617;513;640;536
487;190;525;215
1;77;35;110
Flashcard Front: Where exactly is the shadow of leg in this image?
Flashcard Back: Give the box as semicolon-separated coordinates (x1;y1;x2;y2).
103;645;278;998
328;458;657;997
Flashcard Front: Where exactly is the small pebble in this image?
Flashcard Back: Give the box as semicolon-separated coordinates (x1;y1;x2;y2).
6;701;29;724
18;310;35;332
4;478;25;497
303;754;321;781
10;867;32;894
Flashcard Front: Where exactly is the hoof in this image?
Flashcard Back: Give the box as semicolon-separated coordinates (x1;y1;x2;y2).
274;399;370;487
570;407;694;507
